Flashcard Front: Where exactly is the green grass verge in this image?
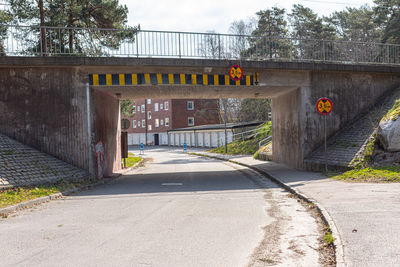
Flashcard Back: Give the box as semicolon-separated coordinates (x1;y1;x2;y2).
328;165;400;183
382;99;400;122
125;152;142;168
208;122;271;155
0;178;98;209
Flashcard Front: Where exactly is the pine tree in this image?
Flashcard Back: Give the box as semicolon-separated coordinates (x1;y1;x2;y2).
7;0;138;55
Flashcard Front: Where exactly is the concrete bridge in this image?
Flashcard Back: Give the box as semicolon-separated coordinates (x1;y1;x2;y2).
1;56;399;177
0;26;399;177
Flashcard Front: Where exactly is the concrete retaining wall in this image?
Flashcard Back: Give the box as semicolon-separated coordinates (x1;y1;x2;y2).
0;66;90;171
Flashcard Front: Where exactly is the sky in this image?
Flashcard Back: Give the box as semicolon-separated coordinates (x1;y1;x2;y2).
119;0;375;33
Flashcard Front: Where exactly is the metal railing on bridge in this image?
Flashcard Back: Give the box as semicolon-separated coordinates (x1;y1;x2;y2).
0;24;399;65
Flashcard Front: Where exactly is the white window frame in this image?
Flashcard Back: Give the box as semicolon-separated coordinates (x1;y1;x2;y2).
164;101;169;110
147;99;151;104
141;104;145;113
142;119;145;128
165;117;169;127
147;111;151;119
133;120;137;128
148;124;152;131
188;117;194;126
155;103;159;112
137;106;140;112
155;119;159;128
161;119;164;126
160;103;163;110
187;101;194;110
138;120;141;127
132;105;136;113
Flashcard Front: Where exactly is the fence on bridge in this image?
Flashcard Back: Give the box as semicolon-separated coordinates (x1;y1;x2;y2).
0;24;399;65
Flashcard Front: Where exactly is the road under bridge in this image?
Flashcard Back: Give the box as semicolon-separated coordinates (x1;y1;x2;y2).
0;56;399;177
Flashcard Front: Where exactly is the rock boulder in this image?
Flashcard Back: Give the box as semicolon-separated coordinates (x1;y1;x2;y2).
378;118;400;152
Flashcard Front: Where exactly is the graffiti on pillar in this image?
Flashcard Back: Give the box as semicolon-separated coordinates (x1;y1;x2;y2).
95;141;105;178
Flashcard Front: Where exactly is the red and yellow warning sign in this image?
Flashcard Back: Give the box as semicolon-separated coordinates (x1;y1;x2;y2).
316;98;333;115
229;65;243;81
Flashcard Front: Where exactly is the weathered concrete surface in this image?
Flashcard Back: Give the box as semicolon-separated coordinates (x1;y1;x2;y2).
0;66;90;171
91;89;121;176
302;72;400;159
1;56;399;171
0;147;320;267
305;87;400;170
270;70;400;168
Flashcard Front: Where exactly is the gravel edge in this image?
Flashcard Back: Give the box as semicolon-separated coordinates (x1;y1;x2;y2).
191;152;345;267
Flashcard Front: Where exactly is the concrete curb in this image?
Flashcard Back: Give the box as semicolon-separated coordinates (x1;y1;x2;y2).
0;159;145;217
191;152;345;267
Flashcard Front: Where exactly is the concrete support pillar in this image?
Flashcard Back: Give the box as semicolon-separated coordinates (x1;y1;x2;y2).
91;88;121;176
272;88;302;168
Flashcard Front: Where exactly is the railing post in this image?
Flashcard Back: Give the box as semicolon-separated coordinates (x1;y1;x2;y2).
136;31;139;58
387;45;390;64
40;25;47;56
322;40;326;61
178;32;181;58
218;34;221;59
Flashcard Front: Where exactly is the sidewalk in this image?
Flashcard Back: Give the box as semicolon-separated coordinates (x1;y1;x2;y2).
194;152;400;267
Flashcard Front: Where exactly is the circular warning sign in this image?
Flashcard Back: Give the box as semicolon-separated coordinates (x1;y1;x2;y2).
316;98;333;115
229;65;243;81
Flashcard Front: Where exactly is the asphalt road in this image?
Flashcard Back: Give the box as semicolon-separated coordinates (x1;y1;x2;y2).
0;147;320;267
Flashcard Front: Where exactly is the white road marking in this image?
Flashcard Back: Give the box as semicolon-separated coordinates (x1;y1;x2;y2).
161;183;183;186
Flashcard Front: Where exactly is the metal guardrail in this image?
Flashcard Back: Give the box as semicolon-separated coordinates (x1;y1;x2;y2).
0;24;399;64
232;127;260;141
258;135;272;148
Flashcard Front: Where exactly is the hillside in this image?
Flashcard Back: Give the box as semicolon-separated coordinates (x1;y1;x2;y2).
208;122;271;156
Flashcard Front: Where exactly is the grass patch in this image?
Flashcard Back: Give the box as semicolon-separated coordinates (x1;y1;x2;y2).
324;232;334;245
382;99;400;121
0;178;97;209
208;122;271;155
328;165;400;183
124;152;142;168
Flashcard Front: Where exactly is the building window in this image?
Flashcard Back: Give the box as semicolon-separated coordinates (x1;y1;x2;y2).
187;101;194;110
138;120;141;127
161;119;164;126
155;103;159;112
155;119;159;127
132;105;136;113
164;101;169;110
147;99;151;104
137;106;140;112
133;120;137;128
165;117;169;127
188;117;194;126
148;124;152;131
142;119;145;127
147;111;151;119
160;104;163;110
141;104;145;113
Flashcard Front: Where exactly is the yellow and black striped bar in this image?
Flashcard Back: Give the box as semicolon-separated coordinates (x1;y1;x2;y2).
89;73;259;86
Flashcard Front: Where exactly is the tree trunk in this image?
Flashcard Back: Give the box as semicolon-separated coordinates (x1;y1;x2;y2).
38;0;46;56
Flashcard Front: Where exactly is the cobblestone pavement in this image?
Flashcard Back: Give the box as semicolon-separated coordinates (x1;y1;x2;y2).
305;88;400;169
0;134;89;189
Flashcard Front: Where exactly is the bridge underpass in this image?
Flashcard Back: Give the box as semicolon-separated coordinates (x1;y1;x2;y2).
1;56;399;178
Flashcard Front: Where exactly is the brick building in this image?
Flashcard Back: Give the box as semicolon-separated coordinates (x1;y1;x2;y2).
122;99;220;145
